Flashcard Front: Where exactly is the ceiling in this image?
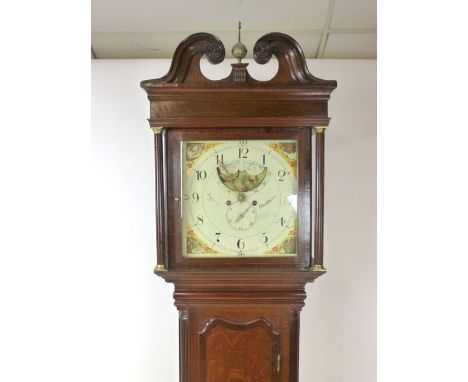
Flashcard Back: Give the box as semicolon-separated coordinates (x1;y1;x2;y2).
91;0;376;59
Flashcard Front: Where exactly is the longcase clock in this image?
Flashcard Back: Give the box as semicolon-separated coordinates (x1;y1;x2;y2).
141;29;337;382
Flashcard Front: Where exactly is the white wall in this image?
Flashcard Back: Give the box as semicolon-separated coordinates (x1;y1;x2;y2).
91;58;376;382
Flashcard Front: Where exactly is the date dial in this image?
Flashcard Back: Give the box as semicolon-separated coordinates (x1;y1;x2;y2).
226;201;258;231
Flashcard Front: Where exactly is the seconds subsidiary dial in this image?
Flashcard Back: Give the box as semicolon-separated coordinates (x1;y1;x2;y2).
182;140;298;258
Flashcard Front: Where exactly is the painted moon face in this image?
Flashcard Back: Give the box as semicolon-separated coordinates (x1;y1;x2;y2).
216;167;268;192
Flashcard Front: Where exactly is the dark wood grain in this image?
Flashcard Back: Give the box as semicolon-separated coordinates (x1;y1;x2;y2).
148;117;331;129
199;318;280;382
162;129;170;268
141;31;336;382
151;100;327;120
179;309;189;382
141;33;225;86
288;310;300;381
253;32;335;85
153;130;166;268
141;33;336;130
314;131;325;267
140;32;336;88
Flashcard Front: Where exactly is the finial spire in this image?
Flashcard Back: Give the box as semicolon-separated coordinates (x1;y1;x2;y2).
231;21;247;63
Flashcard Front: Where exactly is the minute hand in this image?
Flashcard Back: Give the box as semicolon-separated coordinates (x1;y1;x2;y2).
235;204;253;223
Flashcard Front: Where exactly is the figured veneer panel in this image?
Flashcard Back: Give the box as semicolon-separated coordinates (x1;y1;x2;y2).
199;318;280;382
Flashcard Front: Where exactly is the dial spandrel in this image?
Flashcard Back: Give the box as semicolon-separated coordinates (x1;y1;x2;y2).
182;140;298;258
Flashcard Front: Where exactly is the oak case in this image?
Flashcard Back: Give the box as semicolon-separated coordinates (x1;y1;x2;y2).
141;31;336;382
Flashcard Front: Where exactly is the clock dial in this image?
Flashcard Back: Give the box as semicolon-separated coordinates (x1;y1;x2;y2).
182;140;298;258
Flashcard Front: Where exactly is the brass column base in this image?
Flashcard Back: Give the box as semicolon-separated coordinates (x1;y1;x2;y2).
154;264;168;272
310;264;327;273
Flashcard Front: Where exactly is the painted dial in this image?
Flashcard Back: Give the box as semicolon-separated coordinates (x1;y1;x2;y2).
182;140;298;258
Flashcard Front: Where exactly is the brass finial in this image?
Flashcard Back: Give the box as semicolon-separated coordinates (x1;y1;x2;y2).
231;21;247;63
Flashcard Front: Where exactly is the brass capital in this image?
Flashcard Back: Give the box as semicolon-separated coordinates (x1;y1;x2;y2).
314;126;328;134
154;264;168;272
150;126;164;135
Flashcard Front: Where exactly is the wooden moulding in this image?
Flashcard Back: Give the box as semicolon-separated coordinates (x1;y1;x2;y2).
166;127;311;271
141;32;336;129
156;270;321;307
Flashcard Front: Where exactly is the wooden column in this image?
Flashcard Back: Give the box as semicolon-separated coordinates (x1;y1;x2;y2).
288;310;300;381
312;126;327;272
179;309;189;382
152;127;168;271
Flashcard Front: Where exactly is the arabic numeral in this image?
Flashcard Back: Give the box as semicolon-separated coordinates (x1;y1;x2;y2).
238;147;249;159
278;217;290;228
237;239;245;250
192;192;199;202
262;154;266;165
196;170;207;180
278;170;287;181
216;154;224;164
214;232;221;244
261;233;269;245
196;215;204;225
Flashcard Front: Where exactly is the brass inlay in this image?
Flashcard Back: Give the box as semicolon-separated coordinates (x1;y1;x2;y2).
154;264;168;272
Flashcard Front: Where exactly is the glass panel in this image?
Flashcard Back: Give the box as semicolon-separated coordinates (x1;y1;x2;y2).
182;139;298;258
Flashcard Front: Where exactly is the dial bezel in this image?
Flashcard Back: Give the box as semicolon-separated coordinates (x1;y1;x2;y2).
167;127;311;270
